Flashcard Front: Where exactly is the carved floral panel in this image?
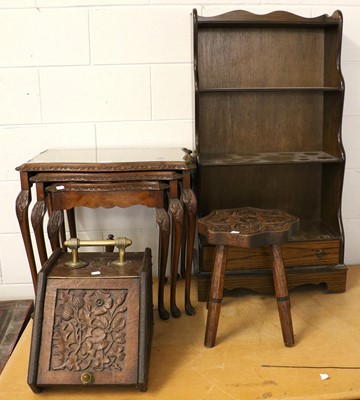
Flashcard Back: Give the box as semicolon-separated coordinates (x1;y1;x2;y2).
51;288;128;372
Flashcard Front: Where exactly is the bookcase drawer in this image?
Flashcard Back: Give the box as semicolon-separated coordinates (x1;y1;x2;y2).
200;240;340;272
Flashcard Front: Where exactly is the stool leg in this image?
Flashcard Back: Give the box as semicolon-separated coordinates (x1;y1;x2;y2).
271;244;295;347
205;244;227;348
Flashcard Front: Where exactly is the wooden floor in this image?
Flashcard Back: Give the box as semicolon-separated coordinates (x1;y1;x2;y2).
1;269;360;399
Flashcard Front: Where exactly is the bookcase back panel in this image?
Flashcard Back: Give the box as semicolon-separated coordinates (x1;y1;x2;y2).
198;92;324;154
197;28;326;88
197;164;322;220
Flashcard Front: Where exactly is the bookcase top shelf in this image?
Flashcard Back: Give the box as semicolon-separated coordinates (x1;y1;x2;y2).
195;9;343;28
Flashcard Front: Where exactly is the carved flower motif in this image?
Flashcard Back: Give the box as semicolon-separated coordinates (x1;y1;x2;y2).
91;327;107;344
90;290;113;315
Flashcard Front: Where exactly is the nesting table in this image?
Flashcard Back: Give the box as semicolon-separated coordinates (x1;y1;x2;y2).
16;148;197;319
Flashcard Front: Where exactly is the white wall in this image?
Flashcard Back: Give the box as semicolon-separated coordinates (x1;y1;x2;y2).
0;0;359;299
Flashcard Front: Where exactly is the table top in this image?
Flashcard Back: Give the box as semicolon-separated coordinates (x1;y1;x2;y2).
17;148;196;172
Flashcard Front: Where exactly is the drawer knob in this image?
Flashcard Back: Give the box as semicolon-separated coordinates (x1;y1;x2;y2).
80;371;94;385
316;249;326;259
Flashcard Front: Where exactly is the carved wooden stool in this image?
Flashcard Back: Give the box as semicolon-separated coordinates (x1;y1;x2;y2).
197;207;299;348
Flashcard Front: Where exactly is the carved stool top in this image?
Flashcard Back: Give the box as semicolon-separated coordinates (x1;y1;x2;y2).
197;207;299;248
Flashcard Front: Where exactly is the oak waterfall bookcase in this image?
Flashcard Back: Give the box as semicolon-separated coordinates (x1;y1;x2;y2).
192;9;346;301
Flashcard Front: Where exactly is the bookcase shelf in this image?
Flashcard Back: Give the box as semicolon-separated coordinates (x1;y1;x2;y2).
198;87;342;93
198;151;341;166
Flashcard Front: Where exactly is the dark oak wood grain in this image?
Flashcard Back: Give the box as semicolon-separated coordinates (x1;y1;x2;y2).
16;148;197;319
198;207;298;348
28;249;153;392
193;9;346;295
45;181;173;321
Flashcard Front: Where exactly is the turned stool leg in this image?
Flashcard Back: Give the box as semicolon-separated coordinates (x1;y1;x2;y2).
271;244;295;347
205;244;227;348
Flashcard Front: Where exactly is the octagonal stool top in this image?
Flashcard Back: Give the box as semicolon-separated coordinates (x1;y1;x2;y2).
197;207;299;248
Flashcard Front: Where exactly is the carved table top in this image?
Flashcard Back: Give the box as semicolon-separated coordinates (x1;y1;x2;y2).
16;148;196;173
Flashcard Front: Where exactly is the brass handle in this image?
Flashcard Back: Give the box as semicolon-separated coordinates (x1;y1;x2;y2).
316;249;326;259
64;237;132;268
80;371;93;385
